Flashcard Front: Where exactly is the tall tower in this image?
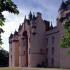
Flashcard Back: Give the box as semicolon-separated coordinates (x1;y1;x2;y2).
28;12;48;67
12;31;19;67
9;31;19;67
18;24;28;67
9;34;13;67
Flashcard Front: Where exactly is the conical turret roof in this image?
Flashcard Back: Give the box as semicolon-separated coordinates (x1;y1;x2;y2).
14;31;18;35
9;33;13;39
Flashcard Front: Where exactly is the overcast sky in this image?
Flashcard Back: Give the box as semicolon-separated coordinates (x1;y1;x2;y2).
1;0;67;51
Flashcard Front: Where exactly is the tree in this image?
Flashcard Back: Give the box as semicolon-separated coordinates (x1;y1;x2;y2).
0;49;9;67
0;0;19;45
60;19;70;49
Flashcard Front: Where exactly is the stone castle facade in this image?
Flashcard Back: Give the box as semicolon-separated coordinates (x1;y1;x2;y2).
9;0;70;68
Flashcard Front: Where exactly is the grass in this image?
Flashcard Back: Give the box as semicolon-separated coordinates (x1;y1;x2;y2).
0;67;69;70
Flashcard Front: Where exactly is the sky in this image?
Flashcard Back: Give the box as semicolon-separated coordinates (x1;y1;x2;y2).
1;0;67;51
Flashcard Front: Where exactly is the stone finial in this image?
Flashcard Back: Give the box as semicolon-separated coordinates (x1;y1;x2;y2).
33;12;36;20
24;15;26;20
50;21;53;29
29;11;32;20
24;15;26;23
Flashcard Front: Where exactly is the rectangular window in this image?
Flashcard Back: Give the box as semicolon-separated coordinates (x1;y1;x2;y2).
29;48;31;54
40;49;43;55
24;51;26;55
46;48;48;54
46;38;48;45
11;48;12;52
46;48;48;57
52;47;54;55
11;55;12;63
52;36;55;44
46;58;48;66
51;58;54;67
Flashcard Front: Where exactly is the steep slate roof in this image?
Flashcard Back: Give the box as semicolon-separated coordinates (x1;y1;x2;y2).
18;24;22;31
14;31;18;35
9;34;13;39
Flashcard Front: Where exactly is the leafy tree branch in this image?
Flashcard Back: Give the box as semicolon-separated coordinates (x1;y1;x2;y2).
60;19;70;48
0;0;19;45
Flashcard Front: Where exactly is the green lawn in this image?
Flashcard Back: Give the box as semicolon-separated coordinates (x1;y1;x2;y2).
0;67;69;70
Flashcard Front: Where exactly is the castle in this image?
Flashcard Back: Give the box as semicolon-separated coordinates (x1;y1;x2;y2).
9;0;70;68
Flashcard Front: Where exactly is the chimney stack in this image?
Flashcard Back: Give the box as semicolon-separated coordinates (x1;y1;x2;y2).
37;12;42;18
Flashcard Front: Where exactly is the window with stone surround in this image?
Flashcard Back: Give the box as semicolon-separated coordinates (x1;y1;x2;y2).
29;48;31;54
52;47;54;55
11;48;12;52
46;38;48;45
52;36;55;44
51;58;54;66
24;51;26;55
46;48;48;54
40;49;43;55
46;58;48;66
11;55;12;63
